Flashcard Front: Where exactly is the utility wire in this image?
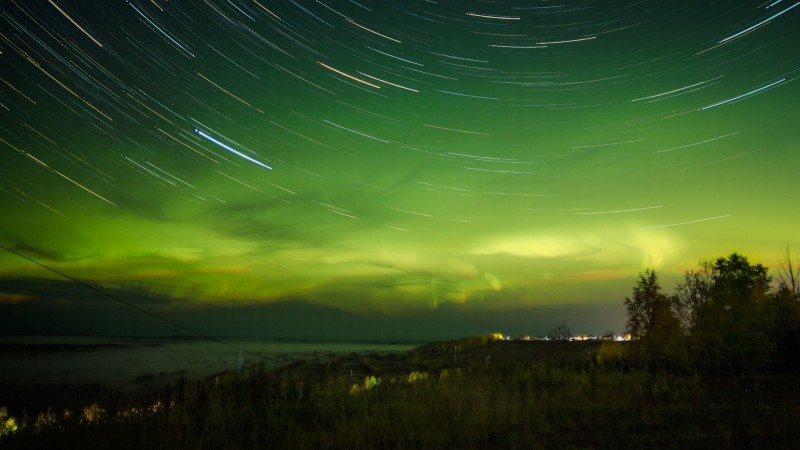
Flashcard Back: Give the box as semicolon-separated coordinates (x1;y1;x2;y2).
1;243;261;359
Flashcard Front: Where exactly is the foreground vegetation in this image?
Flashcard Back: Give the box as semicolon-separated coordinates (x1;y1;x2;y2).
2;338;799;449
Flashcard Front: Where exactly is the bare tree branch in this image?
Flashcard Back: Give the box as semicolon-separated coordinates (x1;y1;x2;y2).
777;244;800;298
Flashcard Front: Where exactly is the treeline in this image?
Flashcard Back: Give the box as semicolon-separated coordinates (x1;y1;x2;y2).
624;248;800;374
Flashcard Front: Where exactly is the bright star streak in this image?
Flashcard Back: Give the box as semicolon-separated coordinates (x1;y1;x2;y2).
318;61;381;89
194;128;273;170
698;78;786;111
357;72;419;92
47;0;103;47
718;2;800;43
630;76;725;102
347;19;401;43
466;12;520;20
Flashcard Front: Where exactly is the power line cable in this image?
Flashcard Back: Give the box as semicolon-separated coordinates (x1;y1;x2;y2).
1;243;261;359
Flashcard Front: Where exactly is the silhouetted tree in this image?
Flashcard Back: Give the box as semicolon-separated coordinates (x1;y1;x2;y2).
767;246;800;369
691;253;773;374
672;260;713;332
624;269;686;368
770;283;800;370
547;321;572;340
776;244;799;299
625;269;672;338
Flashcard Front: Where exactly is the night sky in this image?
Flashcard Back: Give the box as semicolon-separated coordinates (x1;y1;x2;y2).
1;1;798;341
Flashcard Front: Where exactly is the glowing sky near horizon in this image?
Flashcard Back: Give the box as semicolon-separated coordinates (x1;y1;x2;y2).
1;1;799;337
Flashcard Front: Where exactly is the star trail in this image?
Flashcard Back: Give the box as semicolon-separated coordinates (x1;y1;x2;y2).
1;1;798;340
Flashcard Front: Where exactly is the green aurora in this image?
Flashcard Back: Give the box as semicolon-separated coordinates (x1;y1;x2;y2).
1;1;798;340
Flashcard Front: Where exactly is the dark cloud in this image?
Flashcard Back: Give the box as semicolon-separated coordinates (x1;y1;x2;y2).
5;243;67;263
0;276;174;307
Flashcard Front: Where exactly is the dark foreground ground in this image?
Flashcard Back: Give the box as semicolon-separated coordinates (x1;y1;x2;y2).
2;336;799;449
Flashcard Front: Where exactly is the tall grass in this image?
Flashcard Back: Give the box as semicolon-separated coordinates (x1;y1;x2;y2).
3;347;799;449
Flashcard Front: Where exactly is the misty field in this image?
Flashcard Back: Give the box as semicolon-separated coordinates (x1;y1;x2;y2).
2;338;799;449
